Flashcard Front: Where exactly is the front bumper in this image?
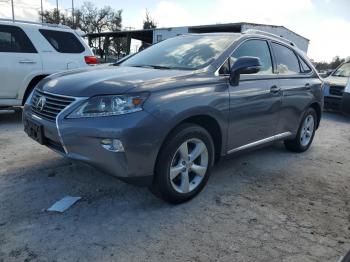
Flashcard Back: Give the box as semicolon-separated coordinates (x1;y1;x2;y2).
23;103;167;186
342;93;350;115
324;96;343;111
324;93;350;115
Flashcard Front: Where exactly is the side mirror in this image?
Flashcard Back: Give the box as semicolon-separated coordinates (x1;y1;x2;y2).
230;56;262;86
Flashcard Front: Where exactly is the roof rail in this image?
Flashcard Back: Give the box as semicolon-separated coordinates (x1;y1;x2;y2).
0;18;71;29
243;29;296;47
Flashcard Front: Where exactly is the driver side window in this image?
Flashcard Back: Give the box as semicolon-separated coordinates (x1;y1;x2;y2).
220;39;273;75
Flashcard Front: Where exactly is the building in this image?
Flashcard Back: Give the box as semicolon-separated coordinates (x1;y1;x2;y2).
86;22;309;61
152;23;309;52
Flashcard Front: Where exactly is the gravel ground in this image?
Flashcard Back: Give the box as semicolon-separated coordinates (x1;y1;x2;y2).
0;111;350;262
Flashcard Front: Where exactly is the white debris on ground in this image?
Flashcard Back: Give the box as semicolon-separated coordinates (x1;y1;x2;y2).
47;196;81;213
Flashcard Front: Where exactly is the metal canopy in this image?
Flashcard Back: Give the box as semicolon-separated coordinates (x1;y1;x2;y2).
188;23;242;33
86;29;154;43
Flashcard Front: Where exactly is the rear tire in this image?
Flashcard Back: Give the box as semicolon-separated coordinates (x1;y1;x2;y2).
151;123;214;204
284;108;317;153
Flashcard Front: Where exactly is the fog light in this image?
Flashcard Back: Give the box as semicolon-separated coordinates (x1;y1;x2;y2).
101;139;124;152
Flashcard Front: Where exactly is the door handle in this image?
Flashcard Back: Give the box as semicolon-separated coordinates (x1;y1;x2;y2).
19;60;36;64
305;83;311;90
270;85;281;94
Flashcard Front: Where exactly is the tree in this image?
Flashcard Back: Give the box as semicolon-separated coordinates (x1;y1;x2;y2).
39;2;122;34
143;9;157;29
40;9;62;25
330;56;345;70
139;10;157;51
312;56;347;72
112;37;128;58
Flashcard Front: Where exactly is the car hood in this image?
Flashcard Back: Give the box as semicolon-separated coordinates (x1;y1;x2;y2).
38;65;194;97
324;75;348;86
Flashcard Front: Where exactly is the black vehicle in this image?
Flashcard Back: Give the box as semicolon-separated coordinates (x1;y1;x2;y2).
323;61;350;114
23;31;323;203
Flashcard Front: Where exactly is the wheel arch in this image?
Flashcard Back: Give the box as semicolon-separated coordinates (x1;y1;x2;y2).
181;115;223;163
155;113;224;173
309;102;322;129
21;75;49;105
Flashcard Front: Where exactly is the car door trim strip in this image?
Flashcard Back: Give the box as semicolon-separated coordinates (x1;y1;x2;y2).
227;131;292;154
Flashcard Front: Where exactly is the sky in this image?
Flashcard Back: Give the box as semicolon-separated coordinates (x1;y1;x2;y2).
0;0;349;62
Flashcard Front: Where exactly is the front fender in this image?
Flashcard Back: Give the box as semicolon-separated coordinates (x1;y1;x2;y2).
144;81;230;156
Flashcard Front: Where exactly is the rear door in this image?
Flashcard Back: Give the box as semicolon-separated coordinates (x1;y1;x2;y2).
226;39;282;152
38;29;88;71
0;25;41;99
270;42;319;135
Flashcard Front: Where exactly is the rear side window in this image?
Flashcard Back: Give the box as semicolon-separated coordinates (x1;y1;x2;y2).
231;40;273;75
272;43;300;75
0;25;36;53
39;29;85;53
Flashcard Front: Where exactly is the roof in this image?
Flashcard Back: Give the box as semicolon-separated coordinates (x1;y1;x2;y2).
85;22;309;43
187;22;309;41
0;18;73;31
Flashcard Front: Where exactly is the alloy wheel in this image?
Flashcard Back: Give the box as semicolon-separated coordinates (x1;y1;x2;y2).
169;138;209;194
300;114;315;147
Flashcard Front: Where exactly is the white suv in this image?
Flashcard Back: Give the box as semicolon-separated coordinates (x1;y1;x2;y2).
0;19;97;108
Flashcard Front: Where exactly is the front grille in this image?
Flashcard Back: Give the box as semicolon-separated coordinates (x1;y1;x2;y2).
329;85;345;97
31;89;75;121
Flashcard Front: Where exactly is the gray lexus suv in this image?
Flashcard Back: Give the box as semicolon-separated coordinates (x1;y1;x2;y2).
23;31;323;203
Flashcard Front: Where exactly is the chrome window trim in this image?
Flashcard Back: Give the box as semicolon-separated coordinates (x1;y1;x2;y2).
270;41;314;78
227;132;292;154
215;37;314;78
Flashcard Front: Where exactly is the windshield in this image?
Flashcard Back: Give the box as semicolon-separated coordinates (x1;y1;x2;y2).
333;62;350;77
120;35;235;70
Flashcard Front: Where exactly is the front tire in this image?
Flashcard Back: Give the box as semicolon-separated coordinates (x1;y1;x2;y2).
151;123;214;204
284;108;317;152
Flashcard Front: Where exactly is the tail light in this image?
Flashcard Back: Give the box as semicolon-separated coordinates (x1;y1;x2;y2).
84;56;98;65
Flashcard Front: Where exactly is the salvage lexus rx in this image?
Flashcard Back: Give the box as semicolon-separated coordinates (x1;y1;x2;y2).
23;32;323;203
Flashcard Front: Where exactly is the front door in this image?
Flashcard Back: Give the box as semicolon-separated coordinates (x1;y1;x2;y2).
225;39;282;152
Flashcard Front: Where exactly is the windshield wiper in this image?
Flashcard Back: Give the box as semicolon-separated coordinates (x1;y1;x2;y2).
333;74;349;77
131;65;172;70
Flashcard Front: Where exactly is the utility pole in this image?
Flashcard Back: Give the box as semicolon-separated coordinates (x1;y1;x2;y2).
71;0;74;29
0;0;15;21
11;0;14;21
56;0;59;24
40;0;43;23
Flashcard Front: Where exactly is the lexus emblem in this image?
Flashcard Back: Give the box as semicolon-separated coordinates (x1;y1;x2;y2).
36;96;46;111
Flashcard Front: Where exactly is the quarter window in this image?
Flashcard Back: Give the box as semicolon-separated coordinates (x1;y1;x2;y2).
231;40;273;75
0;25;36;53
272;43;300;75
39;29;85;53
299;57;312;73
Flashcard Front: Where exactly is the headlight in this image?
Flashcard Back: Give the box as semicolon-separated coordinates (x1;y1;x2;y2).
67;93;149;118
322;82;330;96
345;78;350;93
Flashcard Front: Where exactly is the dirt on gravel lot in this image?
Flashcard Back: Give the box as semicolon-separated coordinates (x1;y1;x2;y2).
0;111;350;262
